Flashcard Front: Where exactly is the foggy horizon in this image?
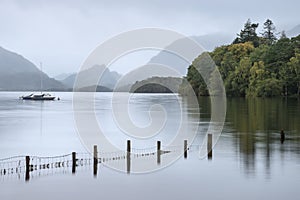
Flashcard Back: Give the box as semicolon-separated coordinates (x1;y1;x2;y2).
0;0;299;77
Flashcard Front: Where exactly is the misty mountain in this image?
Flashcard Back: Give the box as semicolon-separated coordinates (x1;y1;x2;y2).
114;33;233;90
192;33;234;51
0;46;65;91
54;73;73;81
287;24;300;37
61;65;121;90
60;73;76;88
147;33;233;76
0;33;232;91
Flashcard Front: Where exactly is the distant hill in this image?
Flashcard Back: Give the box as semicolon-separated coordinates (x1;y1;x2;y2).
0;32;231;91
147;33;233;76
130;77;183;93
131;83;173;93
62;65;121;90
0;46;65;91
192;33;234;51
75;85;112;92
113;34;232;90
54;73;73;81
60;73;76;88
287;24;300;37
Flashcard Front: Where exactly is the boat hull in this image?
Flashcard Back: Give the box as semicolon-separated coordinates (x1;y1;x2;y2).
21;97;56;100
20;94;56;101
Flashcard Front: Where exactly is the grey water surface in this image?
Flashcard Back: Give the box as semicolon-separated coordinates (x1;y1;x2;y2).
0;92;299;200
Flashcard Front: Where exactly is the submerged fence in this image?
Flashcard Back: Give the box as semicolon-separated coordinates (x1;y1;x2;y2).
0;136;214;182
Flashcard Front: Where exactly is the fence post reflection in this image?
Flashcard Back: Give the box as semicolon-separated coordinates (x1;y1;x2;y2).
93;145;98;177
184;140;188;159
126;140;131;174
157;141;161;165
207;134;213;159
72;152;76;174
25;156;30;182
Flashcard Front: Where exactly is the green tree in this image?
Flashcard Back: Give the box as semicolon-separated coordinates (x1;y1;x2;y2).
180;18;300;98
278;62;296;96
228;42;255;61
288;53;300;96
255;78;282;97
249;44;269;63
248;61;269;96
209;68;225;96
280;31;287;39
213;42;254;82
291;35;300;52
185;53;216;96
264;37;294;75
233;19;260;47
209;45;228;67
227;57;252;96
248;61;282;97
186;64;202;96
261;19;277;45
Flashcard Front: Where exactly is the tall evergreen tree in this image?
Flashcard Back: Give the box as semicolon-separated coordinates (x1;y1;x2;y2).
233;19;260;47
280;31;287;39
262;19;277;45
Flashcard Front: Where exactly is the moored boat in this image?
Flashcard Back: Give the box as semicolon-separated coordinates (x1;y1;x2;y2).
19;63;56;101
20;93;56;100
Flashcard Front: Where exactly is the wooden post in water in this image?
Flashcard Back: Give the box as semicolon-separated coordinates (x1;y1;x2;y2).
72;152;76;174
93;145;98;177
207;134;212;159
25;156;30;181
126;140;131;174
127;140;131;154
157;141;161;165
184;140;188;159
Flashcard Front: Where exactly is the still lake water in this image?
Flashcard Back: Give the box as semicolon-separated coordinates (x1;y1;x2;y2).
0;92;300;200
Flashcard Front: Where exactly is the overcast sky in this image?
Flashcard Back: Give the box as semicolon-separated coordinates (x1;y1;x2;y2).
0;0;299;76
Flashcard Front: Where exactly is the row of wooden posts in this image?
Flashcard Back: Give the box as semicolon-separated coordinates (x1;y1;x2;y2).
24;134;213;181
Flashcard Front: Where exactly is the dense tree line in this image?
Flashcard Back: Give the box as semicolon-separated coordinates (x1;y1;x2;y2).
181;19;300;97
130;77;183;93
